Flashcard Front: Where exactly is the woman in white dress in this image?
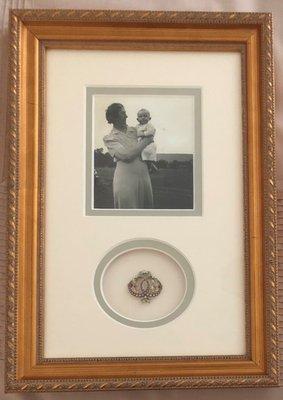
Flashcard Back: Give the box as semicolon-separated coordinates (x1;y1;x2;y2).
103;103;154;209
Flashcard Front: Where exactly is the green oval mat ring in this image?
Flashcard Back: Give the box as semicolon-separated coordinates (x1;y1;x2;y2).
94;238;195;328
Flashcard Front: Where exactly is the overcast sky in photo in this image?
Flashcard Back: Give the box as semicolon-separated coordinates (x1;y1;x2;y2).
93;94;195;154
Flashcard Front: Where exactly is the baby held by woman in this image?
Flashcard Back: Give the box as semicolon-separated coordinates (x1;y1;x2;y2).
136;108;158;173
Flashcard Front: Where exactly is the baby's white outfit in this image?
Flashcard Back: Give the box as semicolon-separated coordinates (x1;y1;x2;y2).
136;122;157;161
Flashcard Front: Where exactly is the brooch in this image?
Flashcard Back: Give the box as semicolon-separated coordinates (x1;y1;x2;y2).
128;270;162;303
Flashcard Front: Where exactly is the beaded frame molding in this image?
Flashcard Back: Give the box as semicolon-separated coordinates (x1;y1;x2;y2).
5;9;279;392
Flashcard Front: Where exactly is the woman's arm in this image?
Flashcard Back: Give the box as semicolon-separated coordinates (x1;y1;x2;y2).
114;137;153;162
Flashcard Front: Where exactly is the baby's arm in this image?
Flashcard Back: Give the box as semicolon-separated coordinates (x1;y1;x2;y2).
136;125;146;138
144;123;156;137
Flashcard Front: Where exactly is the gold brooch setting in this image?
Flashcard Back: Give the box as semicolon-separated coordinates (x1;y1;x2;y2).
128;270;162;303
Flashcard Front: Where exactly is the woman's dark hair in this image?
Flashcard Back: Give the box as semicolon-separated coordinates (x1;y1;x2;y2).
105;103;124;124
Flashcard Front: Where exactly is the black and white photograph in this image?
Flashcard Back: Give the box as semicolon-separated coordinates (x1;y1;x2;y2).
85;87;201;215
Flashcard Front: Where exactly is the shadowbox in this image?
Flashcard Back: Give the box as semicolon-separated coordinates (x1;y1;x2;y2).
5;9;279;392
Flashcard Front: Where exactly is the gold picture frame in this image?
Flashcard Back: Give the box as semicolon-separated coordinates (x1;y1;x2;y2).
5;9;279;392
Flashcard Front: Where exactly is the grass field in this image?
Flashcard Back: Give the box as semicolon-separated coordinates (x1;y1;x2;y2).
93;166;193;209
